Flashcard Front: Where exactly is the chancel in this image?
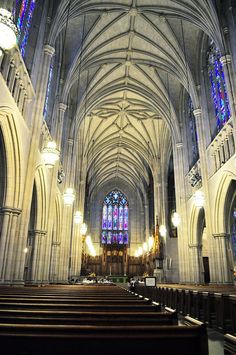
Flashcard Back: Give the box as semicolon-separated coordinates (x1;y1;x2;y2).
0;0;236;354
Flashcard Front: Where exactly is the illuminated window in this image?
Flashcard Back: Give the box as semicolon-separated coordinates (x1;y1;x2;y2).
207;44;230;131
101;190;129;245
15;0;37;57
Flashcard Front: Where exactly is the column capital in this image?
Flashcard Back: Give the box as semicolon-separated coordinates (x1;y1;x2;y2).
220;55;232;66
213;233;230;238
29;229;47;236
189;243;200;248
0;207;22;215
193;108;202;118
43;44;55;57
59;103;67;112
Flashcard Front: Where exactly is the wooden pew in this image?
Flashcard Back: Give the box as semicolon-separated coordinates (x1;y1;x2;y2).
0;309;178;325
224;333;236;354
0;323;208;355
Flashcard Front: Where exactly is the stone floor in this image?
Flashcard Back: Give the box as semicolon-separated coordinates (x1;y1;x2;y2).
207;328;224;355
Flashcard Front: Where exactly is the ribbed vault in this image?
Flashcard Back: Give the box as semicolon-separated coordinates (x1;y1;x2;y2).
48;0;222;199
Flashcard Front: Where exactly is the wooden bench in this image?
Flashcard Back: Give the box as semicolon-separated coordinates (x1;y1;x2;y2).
0;323;208;355
224;333;236;354
0;309;178;325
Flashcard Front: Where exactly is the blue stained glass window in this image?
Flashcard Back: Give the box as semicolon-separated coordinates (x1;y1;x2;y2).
101;190;129;245
208;44;230;131
15;0;37;57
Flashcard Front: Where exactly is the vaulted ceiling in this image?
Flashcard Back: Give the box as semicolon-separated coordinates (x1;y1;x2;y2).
48;0;221;199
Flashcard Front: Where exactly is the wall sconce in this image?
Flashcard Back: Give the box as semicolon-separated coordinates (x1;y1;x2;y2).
193;190;205;208
159;224;167;237
63;188;75;206
0;8;18;56
171;212;180;227
42;141;60;168
74;211;83;224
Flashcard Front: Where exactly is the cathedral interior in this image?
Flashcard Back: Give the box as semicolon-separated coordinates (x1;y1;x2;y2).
0;0;236;286
1;1;236;354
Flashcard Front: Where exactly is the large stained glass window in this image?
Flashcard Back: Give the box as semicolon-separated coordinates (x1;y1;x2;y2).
14;0;37;57
101;190;129;245
208;44;230;131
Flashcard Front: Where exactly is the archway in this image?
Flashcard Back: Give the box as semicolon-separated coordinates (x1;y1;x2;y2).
0;128;7;215
196;208;209;283
24;182;37;282
224;180;236;284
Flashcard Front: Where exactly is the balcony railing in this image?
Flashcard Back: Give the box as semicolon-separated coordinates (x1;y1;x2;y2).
206;118;234;177
186;118;235;197
186;159;202;197
0;46;35;116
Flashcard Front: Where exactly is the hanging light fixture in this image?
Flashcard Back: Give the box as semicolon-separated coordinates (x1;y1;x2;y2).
74;211;83;224
0;7;18;56
42;141;60;168
193;190;205;208
171;212;181;227
63;188;75;206
159;224;167;237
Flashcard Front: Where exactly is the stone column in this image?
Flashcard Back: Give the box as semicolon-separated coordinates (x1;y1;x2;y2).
172;142;189;282
0;207;21;283
49;241;61;283
13;44;55;283
4;209;22;282
54;103;67;146
220;55;236;143
189;244;204;284
212;233;233;283
28;44;55;130
194;109;232;283
144;204;149;241
31;230;47;283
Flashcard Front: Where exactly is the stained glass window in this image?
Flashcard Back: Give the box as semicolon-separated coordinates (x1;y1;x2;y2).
101;190;129;245
15;0;37;57
208;44;230;131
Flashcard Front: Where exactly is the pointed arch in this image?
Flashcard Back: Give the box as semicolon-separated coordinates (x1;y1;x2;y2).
0;109;22;208
214;172;236;234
